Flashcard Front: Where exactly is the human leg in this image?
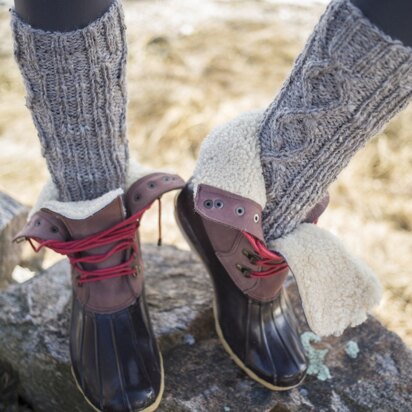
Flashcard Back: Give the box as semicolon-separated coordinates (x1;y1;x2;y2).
351;0;412;47
176;0;411;389
11;2;184;410
14;0;114;32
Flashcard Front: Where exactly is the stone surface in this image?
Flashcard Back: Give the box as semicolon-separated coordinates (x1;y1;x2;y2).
0;192;28;289
0;359;19;412
0;244;411;412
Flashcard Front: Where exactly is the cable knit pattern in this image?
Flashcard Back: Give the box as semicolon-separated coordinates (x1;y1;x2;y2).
11;0;128;201
259;0;412;241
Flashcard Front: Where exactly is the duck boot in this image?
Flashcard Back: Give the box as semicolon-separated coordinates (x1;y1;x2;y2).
176;183;328;390
175;110;381;390
14;163;184;412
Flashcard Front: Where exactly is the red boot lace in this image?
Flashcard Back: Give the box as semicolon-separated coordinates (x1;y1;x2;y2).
27;205;153;285
241;231;288;278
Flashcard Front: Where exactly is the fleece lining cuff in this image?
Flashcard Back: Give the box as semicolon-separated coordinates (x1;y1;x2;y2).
270;223;382;336
192;110;267;209
29;159;153;220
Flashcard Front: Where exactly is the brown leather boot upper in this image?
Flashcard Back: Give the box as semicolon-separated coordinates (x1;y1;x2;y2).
15;173;184;312
194;184;329;302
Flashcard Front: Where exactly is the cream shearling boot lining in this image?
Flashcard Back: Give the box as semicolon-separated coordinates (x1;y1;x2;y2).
192;110;267;209
269;223;382;337
29;159;154;220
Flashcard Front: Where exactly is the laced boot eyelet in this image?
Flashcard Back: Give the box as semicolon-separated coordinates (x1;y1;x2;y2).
236;263;252;278
214;199;224;209
133;263;142;277
242;248;258;264
235;206;245;216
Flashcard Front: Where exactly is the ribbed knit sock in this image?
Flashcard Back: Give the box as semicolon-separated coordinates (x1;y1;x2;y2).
11;0;128;202
259;0;412;241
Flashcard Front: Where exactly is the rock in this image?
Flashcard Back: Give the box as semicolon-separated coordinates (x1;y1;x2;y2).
0;359;19;412
0;244;411;412
0;192;28;289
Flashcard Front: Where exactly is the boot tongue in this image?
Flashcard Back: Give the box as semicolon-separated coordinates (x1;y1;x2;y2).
61;196;125;240
58;196;126;272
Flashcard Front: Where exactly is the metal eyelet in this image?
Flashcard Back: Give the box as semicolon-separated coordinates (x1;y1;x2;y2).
50;226;59;233
235;206;245;216
133;263;142;277
253;214;260;223
204;199;213;209
147;181;156;189
236;263;251;278
214;199;224;209
242;249;258;264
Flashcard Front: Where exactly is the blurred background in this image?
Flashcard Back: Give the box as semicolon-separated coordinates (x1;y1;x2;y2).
0;0;411;346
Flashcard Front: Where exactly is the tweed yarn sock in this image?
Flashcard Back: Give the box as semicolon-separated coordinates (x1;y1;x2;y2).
259;0;412;241
11;0;128;202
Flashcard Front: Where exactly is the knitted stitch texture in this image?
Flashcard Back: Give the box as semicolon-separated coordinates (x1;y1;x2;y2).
11;0;128;202
259;0;412;241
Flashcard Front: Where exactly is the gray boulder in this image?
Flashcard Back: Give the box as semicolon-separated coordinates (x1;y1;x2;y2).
0;244;411;412
0;192;28;289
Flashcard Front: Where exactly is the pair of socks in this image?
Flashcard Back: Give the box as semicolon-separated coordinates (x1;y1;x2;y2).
10;0;412;244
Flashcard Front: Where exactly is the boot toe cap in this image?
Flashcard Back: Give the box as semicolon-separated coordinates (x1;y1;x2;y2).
70;295;163;411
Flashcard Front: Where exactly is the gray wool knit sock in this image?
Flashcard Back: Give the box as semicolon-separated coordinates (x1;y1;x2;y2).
259;0;412;241
11;0;128;202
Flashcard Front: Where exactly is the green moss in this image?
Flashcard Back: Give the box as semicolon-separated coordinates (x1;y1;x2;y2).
300;332;331;381
345;341;360;359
